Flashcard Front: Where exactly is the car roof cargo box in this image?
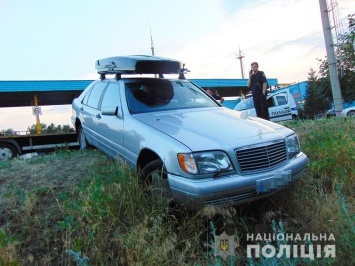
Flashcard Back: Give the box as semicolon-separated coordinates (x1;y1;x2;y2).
95;55;182;75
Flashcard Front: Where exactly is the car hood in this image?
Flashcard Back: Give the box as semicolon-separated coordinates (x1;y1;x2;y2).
133;108;290;150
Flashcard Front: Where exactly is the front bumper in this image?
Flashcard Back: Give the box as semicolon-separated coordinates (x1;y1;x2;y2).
168;152;308;210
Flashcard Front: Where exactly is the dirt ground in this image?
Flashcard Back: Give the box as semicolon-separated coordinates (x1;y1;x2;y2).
0;151;102;265
0;152;92;202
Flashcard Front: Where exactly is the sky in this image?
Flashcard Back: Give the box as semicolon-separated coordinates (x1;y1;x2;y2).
0;0;354;131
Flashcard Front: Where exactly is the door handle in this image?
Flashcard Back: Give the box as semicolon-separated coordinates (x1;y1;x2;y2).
96;114;101;119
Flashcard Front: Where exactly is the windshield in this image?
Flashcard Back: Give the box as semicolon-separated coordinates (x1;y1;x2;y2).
235;98;254;111
125;79;218;113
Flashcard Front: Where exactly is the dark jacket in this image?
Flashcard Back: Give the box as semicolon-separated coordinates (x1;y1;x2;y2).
250;71;267;97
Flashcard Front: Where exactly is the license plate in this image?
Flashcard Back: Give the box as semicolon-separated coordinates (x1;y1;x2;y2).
256;170;292;194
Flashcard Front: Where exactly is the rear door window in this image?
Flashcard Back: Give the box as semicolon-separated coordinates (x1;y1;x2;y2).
83;82;107;109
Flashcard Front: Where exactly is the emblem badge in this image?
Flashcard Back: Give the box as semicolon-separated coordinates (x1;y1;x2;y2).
257;129;263;138
211;231;238;260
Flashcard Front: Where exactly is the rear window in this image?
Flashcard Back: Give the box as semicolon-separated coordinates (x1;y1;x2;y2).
83;82;107;109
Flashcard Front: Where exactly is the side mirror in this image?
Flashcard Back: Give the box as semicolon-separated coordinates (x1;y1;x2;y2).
101;106;122;118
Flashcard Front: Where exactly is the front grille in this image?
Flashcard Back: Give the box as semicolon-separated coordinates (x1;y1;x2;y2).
236;140;287;173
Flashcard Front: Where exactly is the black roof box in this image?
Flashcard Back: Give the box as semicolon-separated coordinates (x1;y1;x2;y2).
95;55;182;75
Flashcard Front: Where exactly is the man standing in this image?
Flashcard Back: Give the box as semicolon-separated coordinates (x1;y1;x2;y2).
247;62;269;120
207;89;225;103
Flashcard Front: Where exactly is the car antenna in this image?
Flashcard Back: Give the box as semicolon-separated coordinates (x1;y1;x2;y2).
150;22;161;78
150;21;155;56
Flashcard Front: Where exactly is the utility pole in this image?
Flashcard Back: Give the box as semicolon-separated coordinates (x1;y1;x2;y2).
236;46;245;79
319;0;343;116
33;94;42;134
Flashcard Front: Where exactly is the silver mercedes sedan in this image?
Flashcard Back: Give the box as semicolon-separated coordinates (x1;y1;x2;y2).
71;55;308;210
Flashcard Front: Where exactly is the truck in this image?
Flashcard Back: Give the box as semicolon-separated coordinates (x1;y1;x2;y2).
0;80;92;161
0;131;79;161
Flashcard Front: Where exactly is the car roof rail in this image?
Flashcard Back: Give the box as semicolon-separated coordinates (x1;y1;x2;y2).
95;55;184;77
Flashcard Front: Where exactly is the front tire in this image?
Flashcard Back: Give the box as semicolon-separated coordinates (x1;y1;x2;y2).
347;110;355;116
0;143;18;161
140;159;174;210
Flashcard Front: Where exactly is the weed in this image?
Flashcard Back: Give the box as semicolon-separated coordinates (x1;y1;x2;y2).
0;228;21;265
66;249;89;266
335;184;355;264
0;118;353;265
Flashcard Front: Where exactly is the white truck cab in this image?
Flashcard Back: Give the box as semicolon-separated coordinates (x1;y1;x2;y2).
234;88;298;122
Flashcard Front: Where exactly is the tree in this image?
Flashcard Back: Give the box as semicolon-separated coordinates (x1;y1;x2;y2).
316;14;355;104
303;68;329;118
27;123;47;134
337;14;355;103
46;123;57;133
27;123;74;134
0;128;16;136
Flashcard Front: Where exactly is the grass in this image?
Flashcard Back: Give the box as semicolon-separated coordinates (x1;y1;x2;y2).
0;117;354;265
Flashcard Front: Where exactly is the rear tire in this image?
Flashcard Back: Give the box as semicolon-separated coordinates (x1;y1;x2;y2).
0;143;18;161
347;110;355;116
78;125;89;150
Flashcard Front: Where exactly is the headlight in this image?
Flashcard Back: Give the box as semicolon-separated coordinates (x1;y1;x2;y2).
286;134;300;159
178;151;233;175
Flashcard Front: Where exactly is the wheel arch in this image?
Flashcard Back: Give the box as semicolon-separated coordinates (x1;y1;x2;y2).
74;118;82;132
136;148;161;174
347;109;355;116
0;139;22;155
